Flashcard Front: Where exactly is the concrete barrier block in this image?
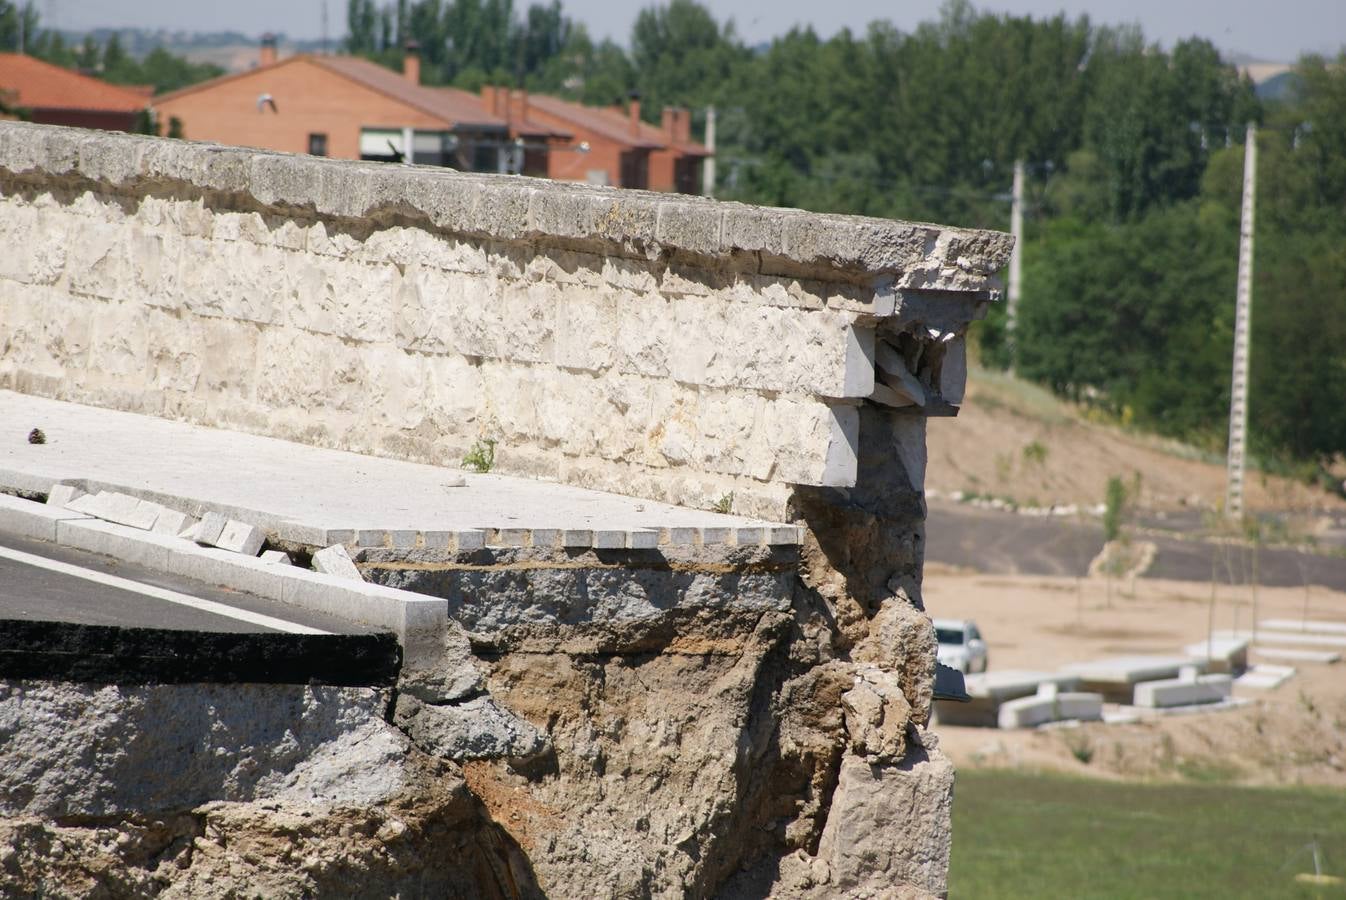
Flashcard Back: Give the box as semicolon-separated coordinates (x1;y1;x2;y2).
562;530;593;548
997;692;1104;729
1133;674;1231;709
593;530;625;549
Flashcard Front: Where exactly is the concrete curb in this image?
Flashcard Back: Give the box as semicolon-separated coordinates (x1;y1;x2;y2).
0;493;446;666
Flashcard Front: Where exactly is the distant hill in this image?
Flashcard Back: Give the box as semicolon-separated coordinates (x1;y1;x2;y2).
1256;70;1300;101
53;29;331;73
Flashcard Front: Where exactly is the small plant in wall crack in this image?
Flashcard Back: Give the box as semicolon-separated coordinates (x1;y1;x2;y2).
712;492;734;514
462;438;497;473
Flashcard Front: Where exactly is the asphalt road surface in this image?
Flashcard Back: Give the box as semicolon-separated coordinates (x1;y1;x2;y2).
925;502;1346;592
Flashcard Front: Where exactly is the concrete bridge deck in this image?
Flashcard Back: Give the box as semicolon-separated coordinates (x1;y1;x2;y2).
1;390;801;552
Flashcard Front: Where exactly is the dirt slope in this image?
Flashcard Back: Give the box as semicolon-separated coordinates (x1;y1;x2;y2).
927;367;1343;514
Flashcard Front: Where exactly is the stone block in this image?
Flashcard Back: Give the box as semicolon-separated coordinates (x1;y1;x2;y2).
215;519;266;556
151;508;193;537
628;530;660;550
192;511;229;546
592;530;626;549
96;492;146;527
126;499;164;531
313;544;362;581
259;549;291;565
45;484;84;508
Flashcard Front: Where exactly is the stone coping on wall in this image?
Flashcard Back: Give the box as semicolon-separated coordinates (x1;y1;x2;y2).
0;121;1012;291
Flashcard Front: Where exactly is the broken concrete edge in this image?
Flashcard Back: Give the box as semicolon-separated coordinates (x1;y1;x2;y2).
0;493;447;668
0;121;1013;289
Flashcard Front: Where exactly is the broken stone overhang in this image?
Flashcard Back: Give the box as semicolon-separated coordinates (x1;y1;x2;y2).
0;121;1012;502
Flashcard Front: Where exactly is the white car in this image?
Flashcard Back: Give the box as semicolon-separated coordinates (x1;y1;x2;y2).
934;618;988;674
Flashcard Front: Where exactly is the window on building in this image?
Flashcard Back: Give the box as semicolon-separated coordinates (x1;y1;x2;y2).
308;133;328;157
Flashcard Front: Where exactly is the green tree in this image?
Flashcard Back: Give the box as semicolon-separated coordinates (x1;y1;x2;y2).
0;1;39;53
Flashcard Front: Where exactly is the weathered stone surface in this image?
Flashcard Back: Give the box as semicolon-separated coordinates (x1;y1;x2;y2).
395;693;549;762
842;664;913;763
398;620;485;703
0;754;539;899
809;738;956;899
0;681;403;817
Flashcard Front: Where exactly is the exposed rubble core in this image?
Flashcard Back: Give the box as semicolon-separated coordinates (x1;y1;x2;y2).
0;122;1011;898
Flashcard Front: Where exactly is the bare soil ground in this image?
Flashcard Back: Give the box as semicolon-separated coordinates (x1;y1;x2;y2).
927;368;1345;516
926;570;1346;788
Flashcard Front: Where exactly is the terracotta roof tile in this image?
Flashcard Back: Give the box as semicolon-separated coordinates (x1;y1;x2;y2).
527;94;664;149
312;56;506;129
0;53;148;113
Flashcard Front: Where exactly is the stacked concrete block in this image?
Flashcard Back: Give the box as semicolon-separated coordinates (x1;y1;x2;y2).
996;683;1104;729
1133;667;1232;709
0;122;1010;518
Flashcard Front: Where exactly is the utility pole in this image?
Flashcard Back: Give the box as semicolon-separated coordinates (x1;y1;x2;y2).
1005;159;1024;369
321;1;330;54
702;106;716;198
1225;123;1257;521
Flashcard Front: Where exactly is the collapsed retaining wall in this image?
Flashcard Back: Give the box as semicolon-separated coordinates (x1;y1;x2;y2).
0;122;1012;898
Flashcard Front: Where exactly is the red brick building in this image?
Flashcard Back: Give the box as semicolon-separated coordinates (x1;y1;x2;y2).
503;89;709;192
0;53;149;132
153;42;532;173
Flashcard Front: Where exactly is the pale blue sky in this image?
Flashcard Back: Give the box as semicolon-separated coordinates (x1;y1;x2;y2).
41;0;1346;62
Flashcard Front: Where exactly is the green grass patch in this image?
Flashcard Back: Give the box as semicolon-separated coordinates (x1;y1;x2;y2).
950;770;1346;899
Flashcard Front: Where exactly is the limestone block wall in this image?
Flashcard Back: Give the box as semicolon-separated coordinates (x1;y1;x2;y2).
0;122;1010;518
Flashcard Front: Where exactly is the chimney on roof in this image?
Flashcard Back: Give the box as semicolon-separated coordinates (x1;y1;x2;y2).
403;39;421;85
627;91;641;137
259;33;278;68
661;107;691;145
481;85;499;116
508;89;528;128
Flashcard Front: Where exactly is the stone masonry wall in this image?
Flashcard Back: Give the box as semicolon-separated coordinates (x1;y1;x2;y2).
0;122;1009;519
